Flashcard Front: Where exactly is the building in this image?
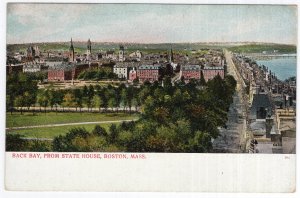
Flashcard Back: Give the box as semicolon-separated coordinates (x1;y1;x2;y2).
137;64;162;83
26;46;35;61
249;93;272;121
129;50;142;61
48;62;96;81
128;67;137;82
34;46;40;57
202;66;224;82
72;63;90;79
69;38;75;63
113;64;128;79
180;65;201;81
23;62;48;73
113;62;138;79
105;50;116;60
48;66;73;81
119;45;125;62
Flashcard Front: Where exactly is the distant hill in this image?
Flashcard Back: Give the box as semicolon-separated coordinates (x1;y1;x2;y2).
7;42;297;54
228;43;296;54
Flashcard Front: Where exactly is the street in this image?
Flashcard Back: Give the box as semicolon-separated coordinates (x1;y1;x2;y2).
212;50;247;153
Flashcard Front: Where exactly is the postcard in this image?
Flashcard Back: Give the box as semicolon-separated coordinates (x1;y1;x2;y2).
3;1;297;192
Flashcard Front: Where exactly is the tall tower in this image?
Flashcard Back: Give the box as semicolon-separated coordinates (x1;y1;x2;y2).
87;38;92;61
119;45;125;62
69;38;75;63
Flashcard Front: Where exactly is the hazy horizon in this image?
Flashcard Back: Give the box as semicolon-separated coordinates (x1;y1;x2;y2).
7;4;297;45
7;41;296;46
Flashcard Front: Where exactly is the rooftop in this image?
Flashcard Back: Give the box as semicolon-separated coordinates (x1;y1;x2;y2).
181;65;201;71
139;64;161;70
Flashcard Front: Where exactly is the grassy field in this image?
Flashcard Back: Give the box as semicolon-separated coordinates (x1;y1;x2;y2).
6;112;139;128
8;123;113;139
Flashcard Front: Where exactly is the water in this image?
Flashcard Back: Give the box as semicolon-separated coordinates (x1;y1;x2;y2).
256;57;297;81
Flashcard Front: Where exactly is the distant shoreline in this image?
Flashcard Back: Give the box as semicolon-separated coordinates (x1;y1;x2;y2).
244;53;296;57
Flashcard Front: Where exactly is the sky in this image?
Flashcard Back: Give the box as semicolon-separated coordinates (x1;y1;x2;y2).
6;4;297;44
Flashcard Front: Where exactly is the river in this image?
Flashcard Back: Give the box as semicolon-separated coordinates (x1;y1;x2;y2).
255;56;297;81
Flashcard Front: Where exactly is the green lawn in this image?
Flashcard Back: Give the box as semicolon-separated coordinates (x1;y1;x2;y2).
6;112;139;128
8;123;113;139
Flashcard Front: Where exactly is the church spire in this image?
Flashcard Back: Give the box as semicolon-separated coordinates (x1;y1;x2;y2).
70;38;74;50
69;38;75;62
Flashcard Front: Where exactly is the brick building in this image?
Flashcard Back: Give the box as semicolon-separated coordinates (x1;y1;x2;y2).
180;65;201;81
202;66;224;82
137;64;162;83
128;67;137;82
72;63;90;79
48;68;72;81
48;62;98;81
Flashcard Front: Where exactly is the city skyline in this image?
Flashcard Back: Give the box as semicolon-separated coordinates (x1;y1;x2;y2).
7;4;297;44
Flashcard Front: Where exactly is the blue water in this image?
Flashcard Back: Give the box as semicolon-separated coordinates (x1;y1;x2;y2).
256;57;297;81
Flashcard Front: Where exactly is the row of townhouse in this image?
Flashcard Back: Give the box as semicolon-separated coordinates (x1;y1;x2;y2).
113;63;162;83
180;65;225;82
48;62;98;81
114;63;225;83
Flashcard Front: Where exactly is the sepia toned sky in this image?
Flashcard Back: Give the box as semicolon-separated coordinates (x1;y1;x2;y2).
6;4;297;44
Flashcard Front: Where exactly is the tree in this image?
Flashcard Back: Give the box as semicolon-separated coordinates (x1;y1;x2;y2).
114;89;121;112
162;76;173;94
37;90;49;113
82;85;89;111
6;134;28;151
92;125;108;137
53;90;64;113
73;89;83;112
108;97;117;112
14;95;25;114
126;86;134;113
133;77;139;85
62;92;76;110
53;127;91;152
92;95;103;112
121;88;127;112
108;124;118;144
48;89;56;111
188;131;212;152
6;95;13;114
199;70;206;86
7;72;38;114
85;85;95;112
23;91;35;113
